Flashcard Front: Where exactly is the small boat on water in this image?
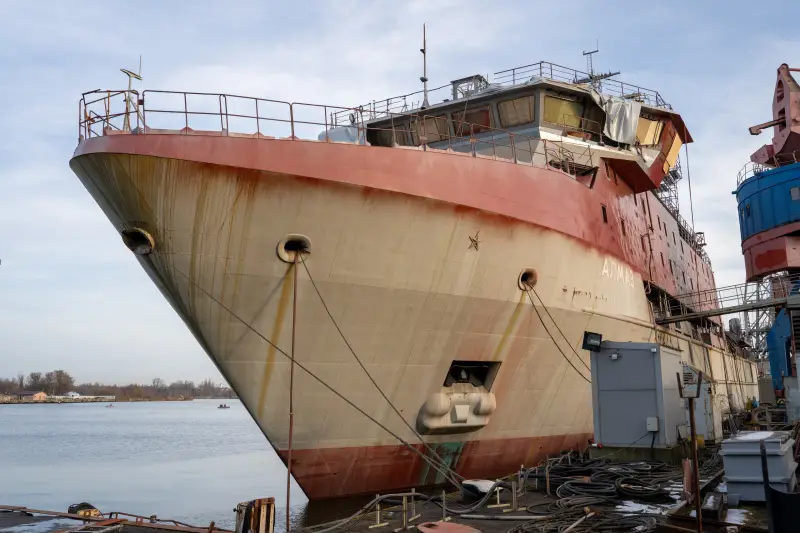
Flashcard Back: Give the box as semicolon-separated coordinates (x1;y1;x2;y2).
218;404;230;409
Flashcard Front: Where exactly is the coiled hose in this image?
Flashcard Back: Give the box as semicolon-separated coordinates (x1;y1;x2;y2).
555;480;617;499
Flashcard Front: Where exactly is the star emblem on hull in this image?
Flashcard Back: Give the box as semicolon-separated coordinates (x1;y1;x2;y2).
468;230;481;251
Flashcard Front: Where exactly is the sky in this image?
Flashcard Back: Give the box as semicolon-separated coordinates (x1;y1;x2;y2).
0;1;795;384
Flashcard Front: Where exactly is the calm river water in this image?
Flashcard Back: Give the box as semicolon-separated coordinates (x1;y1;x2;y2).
0;400;316;530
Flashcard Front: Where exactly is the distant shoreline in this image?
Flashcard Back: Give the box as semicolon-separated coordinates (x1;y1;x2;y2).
0;397;235;405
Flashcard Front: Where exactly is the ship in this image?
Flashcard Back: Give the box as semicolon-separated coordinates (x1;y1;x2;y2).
69;57;759;500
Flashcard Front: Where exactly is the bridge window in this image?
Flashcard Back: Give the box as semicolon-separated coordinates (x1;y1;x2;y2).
411;115;449;145
621;219;627;236
373;123;411;146
636;116;664;146
669;259;673;274
792;186;800;201
777;80;785;102
661;129;683;174
452;107;492;137
660;252;665;267
601;204;608;223
543;95;583;129
498;96;534;127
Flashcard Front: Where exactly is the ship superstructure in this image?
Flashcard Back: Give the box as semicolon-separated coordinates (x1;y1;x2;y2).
70;59;758;499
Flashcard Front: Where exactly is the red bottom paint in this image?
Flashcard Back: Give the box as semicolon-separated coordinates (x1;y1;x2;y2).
279;433;593;500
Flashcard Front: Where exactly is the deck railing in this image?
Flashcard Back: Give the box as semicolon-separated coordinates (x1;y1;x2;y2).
493;61;671;109
336;61;671;126
736;152;800;186
736;161;771;187
77;89;597;178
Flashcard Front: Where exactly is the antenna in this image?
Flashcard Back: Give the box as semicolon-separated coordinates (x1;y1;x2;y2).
121;56;143;131
420;24;429;109
575;43;619;89
582;41;599;78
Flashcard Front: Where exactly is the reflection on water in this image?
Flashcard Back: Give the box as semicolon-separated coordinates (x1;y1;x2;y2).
0;400;337;531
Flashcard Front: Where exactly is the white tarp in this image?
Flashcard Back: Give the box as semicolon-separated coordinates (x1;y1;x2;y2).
591;89;642;145
317;126;367;144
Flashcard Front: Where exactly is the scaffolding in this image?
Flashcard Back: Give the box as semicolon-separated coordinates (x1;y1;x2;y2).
740;273;788;361
654;157;681;216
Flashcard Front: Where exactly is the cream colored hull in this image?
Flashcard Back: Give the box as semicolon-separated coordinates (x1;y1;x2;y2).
70;151;758;498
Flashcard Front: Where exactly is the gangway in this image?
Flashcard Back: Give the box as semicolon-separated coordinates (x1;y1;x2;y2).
655;273;800;389
654;272;799;330
655;294;799;325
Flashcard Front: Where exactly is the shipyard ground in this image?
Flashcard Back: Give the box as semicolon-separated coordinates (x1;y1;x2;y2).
0;450;771;533
299;488;765;533
292;458;767;533
0;480;767;533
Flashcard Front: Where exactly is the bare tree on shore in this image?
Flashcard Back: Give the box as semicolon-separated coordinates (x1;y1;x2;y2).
1;369;234;400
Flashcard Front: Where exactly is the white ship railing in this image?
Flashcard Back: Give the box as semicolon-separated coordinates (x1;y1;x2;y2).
77;89;598;178
736;161;770;187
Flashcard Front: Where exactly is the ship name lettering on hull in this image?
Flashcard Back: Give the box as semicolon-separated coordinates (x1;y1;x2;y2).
601;258;636;289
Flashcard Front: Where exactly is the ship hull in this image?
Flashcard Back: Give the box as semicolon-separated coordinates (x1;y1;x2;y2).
70;135;758;500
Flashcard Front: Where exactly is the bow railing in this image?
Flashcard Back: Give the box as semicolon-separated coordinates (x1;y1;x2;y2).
77;89;599;181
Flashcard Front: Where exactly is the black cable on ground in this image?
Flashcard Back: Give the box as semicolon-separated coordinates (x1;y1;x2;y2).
555;480;617;498
614;477;670;501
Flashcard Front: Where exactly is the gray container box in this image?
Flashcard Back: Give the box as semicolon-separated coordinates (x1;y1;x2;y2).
591;342;686;448
725;474;797;503
721;431;796;502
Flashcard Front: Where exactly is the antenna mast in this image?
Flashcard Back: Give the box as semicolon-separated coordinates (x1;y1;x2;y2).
575;43;619;89
420;24;429;109
120;56;143;131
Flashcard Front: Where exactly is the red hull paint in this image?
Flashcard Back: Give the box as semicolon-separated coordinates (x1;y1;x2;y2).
277;433;593;500
741;220;800;281
74;134;717;306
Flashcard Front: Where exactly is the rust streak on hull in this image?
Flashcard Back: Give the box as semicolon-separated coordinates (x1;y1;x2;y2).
257;268;293;420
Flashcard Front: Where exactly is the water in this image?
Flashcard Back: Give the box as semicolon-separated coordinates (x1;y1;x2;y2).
0;400;309;530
